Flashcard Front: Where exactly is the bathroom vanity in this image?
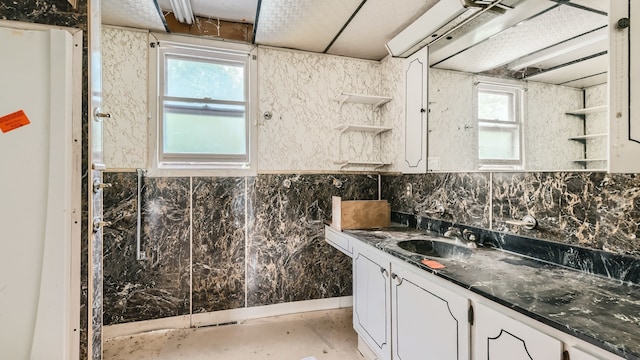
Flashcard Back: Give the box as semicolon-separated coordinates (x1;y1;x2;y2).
326;219;639;360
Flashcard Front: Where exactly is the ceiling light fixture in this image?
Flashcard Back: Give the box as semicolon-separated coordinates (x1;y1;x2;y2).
385;0;505;58
169;0;194;25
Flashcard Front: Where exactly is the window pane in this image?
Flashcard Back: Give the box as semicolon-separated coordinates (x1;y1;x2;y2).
478;126;519;160
163;107;246;156
478;91;513;121
166;57;245;101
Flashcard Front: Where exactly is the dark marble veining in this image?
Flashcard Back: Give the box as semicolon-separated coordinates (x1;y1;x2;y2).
246;174;378;306
91;172;103;358
344;225;640;360
192;177;246;313
493;172;640;256
103;173;377;324
381;173;490;228
103;174;191;324
393;211;640;286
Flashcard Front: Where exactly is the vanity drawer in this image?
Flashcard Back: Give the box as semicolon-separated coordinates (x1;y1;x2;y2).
325;225;352;257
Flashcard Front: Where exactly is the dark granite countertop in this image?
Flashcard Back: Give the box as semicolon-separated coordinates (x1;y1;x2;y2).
344;226;640;360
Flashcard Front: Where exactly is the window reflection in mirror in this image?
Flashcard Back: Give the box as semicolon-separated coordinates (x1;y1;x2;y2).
476;82;524;170
425;0;609;172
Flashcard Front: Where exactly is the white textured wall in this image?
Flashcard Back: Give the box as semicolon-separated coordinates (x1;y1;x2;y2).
257;47;388;171
102;26;148;169
525;81;583;170
100;26;596;173
585;83;608;170
428;69;477;171
379;56;405;173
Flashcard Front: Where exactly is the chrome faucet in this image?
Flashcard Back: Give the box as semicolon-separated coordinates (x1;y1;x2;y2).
444;227;478;248
443;227;462;239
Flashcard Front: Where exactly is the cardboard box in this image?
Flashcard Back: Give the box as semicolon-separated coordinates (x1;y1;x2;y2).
331;196;390;231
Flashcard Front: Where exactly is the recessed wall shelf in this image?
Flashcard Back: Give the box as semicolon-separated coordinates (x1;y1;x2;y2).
334;160;391;170
337;92;392;107
334;124;392;135
334;92;392;171
568;133;607;142
566;104;608;170
572;158;607;163
565;105;607;116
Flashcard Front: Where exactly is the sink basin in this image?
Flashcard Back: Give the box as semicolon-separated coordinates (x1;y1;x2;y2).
397;239;474;259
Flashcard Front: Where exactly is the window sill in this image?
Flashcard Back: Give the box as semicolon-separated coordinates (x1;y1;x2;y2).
146;162;257;177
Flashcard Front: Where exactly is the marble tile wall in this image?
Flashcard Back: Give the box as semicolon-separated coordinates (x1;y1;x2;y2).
191;177;246;313
384;172;640;256
246;174;378;306
103;173;377;324
0;1;90;357
103;173;191;324
382;173;491;228
492;172;640;256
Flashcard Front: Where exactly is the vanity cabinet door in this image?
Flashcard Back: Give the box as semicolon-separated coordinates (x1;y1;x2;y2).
353;246;392;360
391;263;470;360
473;302;562;360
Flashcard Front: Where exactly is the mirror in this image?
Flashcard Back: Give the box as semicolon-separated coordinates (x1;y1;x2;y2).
425;0;609;172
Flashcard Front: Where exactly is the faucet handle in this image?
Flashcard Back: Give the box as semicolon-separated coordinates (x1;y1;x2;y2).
505;215;538;230
462;229;477;242
444;227;462;238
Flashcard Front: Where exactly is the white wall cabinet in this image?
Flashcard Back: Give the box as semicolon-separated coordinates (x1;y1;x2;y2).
609;0;640;172
473;302;562;360
391;262;470;360
400;47;428;173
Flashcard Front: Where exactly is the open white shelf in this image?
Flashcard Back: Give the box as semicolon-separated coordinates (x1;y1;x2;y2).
334;124;392;135
572;158;607;163
334;160;390;170
566;105;607;116
568;133;607;141
337;92;392;107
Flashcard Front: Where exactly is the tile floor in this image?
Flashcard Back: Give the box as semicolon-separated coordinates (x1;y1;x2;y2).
103;308;364;360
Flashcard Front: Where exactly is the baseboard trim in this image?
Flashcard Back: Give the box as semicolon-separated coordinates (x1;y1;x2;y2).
104;296;353;339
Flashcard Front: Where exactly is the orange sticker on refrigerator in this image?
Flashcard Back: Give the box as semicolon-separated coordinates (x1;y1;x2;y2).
0;110;31;133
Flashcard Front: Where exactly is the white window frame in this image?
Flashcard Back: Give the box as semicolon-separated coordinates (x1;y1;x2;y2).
474;80;525;171
148;33;258;176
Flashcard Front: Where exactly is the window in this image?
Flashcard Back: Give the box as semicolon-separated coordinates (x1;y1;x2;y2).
150;35;256;175
476;82;524;170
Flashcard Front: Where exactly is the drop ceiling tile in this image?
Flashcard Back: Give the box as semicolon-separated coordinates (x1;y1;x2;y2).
434;4;607;74
526;54;608;85
507;27;608;71
102;0;166;32
326;0;439;60
255;0;363;53
561;72;608;89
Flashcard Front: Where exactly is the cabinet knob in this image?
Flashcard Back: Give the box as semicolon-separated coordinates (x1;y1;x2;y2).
380;268;388;277
391;273;403;285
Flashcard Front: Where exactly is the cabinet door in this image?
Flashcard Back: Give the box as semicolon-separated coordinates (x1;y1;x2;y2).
400;47;428;173
473;302;562;360
391;264;470;360
353;248;391;360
